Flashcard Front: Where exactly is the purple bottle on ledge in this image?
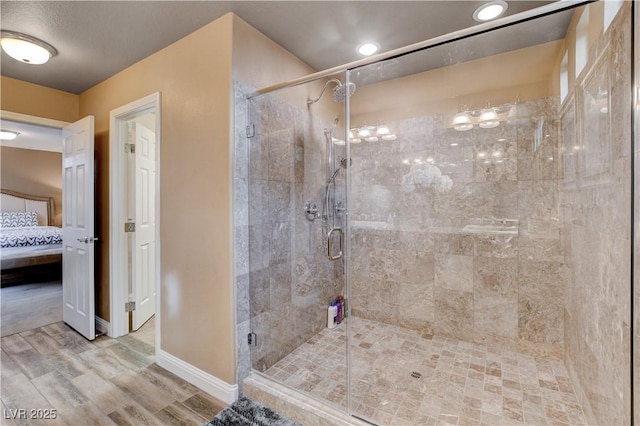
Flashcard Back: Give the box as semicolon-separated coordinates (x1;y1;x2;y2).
335;297;343;324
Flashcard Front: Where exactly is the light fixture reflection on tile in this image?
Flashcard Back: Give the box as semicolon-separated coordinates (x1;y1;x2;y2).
507;101;530;122
452;111;473;131
350;124;396;143
478;108;500;128
376;125;390;135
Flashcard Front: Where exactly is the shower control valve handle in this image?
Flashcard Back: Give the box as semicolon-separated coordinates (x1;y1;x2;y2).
335;201;347;218
304;201;319;221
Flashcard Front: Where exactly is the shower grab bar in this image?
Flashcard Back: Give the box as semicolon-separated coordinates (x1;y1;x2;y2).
327;227;344;261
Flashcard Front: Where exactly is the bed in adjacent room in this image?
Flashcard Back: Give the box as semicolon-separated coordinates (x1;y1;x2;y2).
0;189;62;285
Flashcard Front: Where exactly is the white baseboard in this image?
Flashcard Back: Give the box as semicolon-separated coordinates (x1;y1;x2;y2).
156;349;238;405
95;316;110;336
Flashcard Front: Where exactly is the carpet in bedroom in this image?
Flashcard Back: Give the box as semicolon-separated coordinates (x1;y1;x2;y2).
0;280;62;336
206;397;301;426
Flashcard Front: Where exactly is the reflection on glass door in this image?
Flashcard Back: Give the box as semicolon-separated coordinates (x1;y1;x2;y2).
346;3;632;424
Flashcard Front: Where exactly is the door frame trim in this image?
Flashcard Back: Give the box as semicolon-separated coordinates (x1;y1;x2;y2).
0;110;70;128
109;92;161;347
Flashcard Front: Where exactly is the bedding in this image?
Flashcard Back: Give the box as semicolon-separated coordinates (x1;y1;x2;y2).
0;226;63;248
1;211;39;228
0;192;62;284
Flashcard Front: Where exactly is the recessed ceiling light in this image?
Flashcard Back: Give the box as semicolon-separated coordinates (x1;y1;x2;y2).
357;43;379;56
473;1;508;22
0;31;57;65
0;130;20;140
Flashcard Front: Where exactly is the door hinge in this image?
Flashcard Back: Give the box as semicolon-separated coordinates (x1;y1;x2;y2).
125;301;136;312
247;332;257;346
246;124;255;139
124;222;135;233
125;143;136;154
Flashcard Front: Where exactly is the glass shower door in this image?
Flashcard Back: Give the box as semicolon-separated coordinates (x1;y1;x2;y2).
345;3;631;424
246;77;349;412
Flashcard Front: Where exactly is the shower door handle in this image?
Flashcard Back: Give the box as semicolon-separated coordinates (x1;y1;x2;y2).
327;227;344;261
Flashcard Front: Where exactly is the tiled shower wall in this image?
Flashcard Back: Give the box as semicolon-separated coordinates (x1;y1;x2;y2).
350;97;564;359
561;4;631;425
240;89;344;374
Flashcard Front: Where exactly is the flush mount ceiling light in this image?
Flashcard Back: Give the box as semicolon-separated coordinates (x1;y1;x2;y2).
473;0;508;22
357;42;379;56
0;130;20;140
0;31;57;64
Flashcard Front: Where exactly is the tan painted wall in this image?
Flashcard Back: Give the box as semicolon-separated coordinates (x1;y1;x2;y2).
0;147;63;226
232;15;315;97
80;13;235;383
351;40;562;126
231;15;340;124
0;76;76;228
0;76;79;122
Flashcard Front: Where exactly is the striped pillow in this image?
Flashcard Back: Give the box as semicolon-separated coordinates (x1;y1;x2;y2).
0;211;39;228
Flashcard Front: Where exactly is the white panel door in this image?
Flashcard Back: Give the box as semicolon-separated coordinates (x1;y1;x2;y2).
132;122;156;330
62;116;96;340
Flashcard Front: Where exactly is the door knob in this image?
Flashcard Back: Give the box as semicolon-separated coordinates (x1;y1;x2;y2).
77;237;98;243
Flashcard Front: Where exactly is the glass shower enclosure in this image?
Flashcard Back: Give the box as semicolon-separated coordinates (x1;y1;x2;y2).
247;73;349;410
245;1;634;424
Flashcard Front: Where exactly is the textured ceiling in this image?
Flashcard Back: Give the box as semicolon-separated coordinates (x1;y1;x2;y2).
0;1;564;94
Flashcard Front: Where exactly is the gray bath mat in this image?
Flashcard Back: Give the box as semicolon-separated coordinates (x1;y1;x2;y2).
205;397;301;426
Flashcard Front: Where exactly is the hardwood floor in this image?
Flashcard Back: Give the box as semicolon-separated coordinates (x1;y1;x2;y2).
1;316;228;425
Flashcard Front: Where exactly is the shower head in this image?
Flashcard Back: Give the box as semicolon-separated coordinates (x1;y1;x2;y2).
332;82;356;103
307;78;356;105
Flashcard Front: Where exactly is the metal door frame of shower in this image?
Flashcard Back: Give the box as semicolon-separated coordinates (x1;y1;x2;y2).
247;0;594;99
632;1;638;423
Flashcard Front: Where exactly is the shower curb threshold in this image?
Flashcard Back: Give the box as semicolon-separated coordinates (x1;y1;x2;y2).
243;373;371;426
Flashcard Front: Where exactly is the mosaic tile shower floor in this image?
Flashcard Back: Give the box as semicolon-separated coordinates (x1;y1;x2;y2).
264;317;587;425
